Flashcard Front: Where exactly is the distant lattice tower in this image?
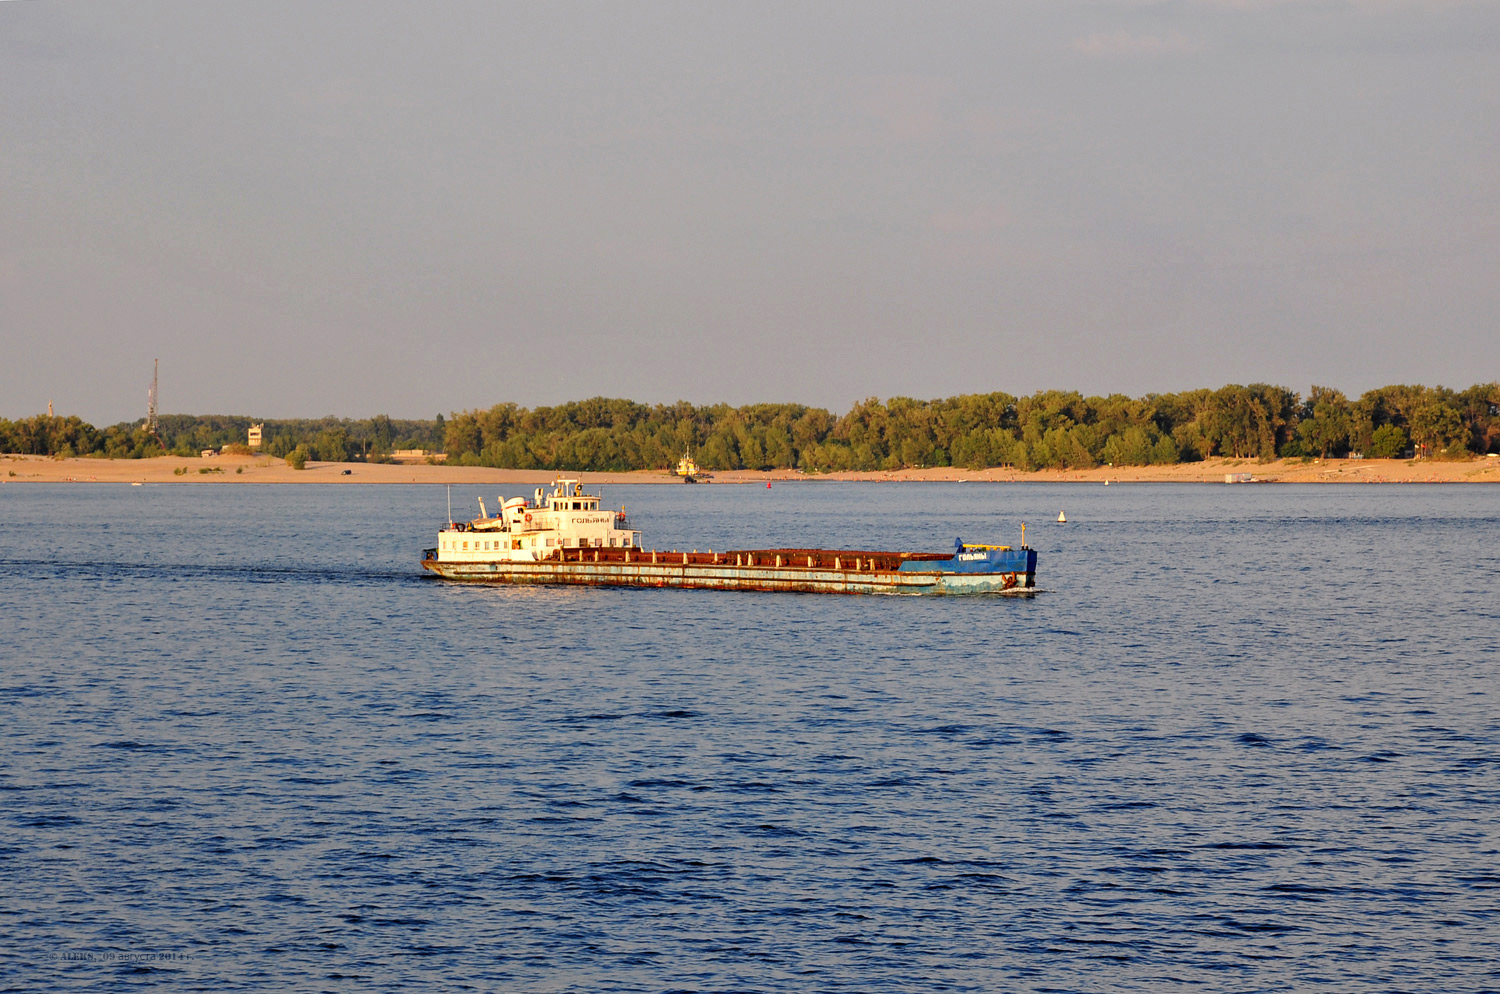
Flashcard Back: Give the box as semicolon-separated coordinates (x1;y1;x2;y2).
248;423;264;448
145;359;163;446
146;359;159;434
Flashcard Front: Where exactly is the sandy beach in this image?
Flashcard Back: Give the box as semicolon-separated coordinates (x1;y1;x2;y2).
4;452;1498;485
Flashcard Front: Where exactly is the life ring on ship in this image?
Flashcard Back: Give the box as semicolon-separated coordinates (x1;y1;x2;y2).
524;513;532;522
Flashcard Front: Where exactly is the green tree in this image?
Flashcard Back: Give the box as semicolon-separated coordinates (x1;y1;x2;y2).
312;428;351;462
444;412;483;460
370;414;393;455
1297;385;1352;458
1369;424;1408;459
1102;426;1154;466
1404;401;1464;455
1457;383;1500;454
1149;434;1180;465
1409;402;1467;457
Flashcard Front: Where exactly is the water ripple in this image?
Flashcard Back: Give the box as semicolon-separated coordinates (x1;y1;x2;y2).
3;482;1498;991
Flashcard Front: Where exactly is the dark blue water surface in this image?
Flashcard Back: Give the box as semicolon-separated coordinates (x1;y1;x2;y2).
3;481;1498;992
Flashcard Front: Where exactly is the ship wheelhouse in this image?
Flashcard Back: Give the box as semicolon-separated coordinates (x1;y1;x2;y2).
434;477;640;564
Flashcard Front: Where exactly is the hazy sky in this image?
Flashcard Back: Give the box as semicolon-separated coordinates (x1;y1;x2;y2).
4;0;1497;424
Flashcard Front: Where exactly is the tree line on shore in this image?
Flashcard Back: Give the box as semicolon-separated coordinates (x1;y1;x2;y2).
3;383;1496;471
0;413;444;463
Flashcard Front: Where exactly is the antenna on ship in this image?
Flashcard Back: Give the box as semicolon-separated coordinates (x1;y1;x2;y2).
447;485;453;526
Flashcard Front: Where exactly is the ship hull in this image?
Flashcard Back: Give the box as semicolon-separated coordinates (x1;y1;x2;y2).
421;553;1036;596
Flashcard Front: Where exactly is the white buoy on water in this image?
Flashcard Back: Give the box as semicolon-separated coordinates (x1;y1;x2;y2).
1057;511;1067;523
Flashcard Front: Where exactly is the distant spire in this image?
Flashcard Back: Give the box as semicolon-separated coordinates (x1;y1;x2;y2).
48;399;53;417
146;359;159;435
143;359;164;449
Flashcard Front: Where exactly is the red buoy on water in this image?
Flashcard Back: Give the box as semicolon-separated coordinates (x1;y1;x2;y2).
766;481;772;489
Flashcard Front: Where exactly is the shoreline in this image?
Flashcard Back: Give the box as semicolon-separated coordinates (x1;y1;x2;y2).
4;453;1498;485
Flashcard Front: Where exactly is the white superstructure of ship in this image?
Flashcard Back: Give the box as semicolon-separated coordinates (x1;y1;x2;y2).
433;478;640;564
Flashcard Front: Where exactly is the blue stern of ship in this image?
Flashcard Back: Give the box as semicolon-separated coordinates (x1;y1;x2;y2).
898;538;1037;575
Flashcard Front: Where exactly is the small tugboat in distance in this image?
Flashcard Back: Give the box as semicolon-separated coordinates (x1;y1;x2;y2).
674;449;711;483
421;478;1038;595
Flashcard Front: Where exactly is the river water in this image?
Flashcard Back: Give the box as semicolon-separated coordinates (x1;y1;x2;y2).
2;481;1497;992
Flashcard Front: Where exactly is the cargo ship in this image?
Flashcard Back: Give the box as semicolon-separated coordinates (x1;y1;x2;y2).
421;478;1038;595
